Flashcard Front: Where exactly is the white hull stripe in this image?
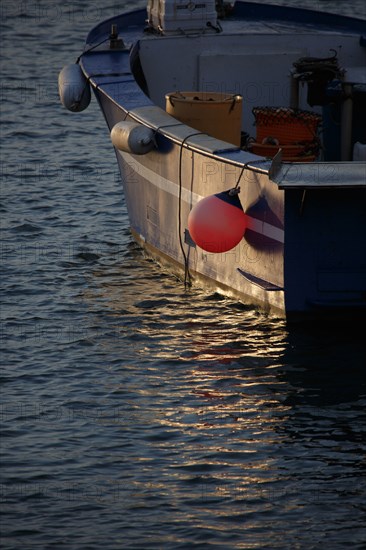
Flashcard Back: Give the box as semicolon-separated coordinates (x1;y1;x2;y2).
245;217;284;244
120;152;285;244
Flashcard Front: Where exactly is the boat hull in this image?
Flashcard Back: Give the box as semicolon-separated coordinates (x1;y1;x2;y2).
97;92;365;317
73;2;366;318
111;121;285;315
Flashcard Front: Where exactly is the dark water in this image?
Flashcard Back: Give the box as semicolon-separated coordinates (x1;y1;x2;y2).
1;1;366;548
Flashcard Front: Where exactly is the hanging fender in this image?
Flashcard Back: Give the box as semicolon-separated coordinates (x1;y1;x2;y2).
58;63;91;112
111;121;155;155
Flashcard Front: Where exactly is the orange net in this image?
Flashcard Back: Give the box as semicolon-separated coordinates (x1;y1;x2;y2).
252;107;322;145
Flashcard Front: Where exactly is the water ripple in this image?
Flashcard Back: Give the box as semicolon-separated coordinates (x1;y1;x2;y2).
1;1;365;548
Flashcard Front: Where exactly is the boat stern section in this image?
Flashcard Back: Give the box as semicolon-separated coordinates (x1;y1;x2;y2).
277;162;366;315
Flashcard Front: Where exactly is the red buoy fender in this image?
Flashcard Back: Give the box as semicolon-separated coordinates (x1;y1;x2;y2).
188;190;247;253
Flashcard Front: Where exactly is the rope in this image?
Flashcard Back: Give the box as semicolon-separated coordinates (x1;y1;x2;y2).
76;36;111;64
293;49;341;79
230;158;269;195
178;132;206;287
69;36;113;111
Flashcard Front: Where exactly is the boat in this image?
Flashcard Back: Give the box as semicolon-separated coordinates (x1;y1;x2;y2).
59;1;366;319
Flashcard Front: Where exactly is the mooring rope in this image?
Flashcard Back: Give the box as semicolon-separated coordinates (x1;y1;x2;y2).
178;132;206;287
76;36;111;64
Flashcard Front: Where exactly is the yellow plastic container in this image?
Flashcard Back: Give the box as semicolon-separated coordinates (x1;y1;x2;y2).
165;91;243;146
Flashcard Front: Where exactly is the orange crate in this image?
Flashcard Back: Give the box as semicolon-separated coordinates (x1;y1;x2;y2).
253;107;321;145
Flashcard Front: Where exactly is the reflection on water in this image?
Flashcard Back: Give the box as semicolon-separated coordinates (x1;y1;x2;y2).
2;229;364;547
1;0;365;546
78;244;366;546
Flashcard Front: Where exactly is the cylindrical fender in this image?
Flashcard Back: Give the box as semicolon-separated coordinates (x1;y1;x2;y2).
111;121;155;155
58;63;91;112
